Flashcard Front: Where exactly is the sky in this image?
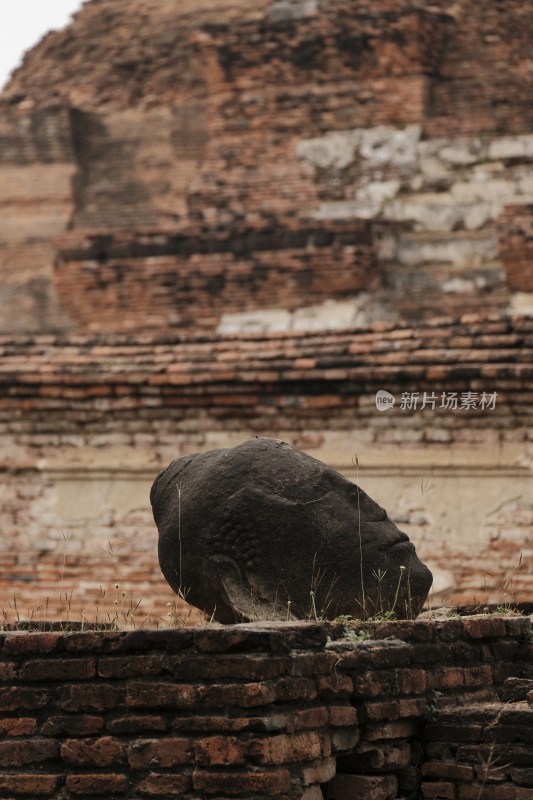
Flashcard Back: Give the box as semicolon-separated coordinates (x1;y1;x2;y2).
0;1;85;90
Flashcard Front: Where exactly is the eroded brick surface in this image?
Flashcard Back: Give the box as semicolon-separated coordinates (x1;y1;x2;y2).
0;619;530;799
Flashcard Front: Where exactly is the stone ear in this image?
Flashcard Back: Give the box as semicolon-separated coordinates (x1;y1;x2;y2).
207;554;283;623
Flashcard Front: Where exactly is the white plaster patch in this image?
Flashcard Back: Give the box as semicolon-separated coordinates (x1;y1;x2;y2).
217;296;397;334
385;194;464;232
267;0;318;22
354;180;401;210
359;124;421;167
487;134;533;161
442;277;476;293
295;130;361;170
217;308;291;334
397;234;499;267
438;138;486;165
297;125;533;288
450;178;517;203
518;175;533;197
463;203;495;230
314;199;370;220
510;292;533;314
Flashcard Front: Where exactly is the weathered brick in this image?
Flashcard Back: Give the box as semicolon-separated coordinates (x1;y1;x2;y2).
294;706;329;730
395;667;427;693
192;767;291;795
328;705;358;727
193;627;277;654
458;785;518;799
351;670;394;698
121;628;194;653
98;654;165;678
0;739;58;767
199;681;276;709
20;657;96;682
364;700;399;721
499;677;533;702
302;756;337;786
65;773;129;795
365;719;420;741
332;636;411;670
290;652;338;676
422;761;475;780
126;681;197;710
57;683;124;712
0;717;37;736
316;673;352;700
41;715;104;736
275;676;320;703
425;742;454;760
331;727;358;752
169;654;290;681
248;732;323;765
63;630;125;653
328;773;398;800
0;662;18;681
0;774;59;795
474;763;508;782
421;781;455;799
511;768;533;787
0;686;48;711
172;713;290;734
301;787;324;800
195;735;247;766
107;714;170;734
3;632;63;655
462;617;507;639
463;665;493;687
127;737;191;769
380;741;412;769
136;772;192;796
398;697;428;718
427;668;465;690
61;736;126;767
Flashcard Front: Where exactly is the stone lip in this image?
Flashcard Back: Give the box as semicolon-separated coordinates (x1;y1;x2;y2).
151;437;433;623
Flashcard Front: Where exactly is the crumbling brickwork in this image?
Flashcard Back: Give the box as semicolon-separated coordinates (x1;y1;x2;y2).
0;617;532;800
0;0;532;626
0;313;531;619
1;0;533;333
54;223;377;333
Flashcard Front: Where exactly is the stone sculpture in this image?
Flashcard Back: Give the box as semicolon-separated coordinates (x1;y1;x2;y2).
151;438;432;623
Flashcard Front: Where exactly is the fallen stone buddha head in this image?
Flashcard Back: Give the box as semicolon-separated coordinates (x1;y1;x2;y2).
151;438;433;623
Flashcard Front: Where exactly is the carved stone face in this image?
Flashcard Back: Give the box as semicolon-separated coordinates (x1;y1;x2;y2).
151;438;433;623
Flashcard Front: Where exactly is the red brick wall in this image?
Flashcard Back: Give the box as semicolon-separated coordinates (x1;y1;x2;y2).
0;313;532;619
0;622;357;800
54;223;377;333
0;617;532;800
498;205;533;293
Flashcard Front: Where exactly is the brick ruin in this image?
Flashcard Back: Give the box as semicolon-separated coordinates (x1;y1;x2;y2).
0;313;532;623
1;618;533;799
0;0;532;620
1;4;532;796
1;0;533;335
